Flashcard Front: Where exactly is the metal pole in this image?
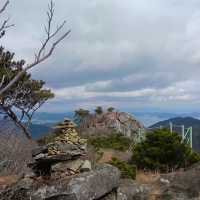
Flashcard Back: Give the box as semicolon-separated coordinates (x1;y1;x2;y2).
169;122;173;133
190;127;193;148
138;128;141;143
181;125;185;141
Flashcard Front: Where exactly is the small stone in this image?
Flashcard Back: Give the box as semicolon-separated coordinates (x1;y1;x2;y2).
160;178;170;184
52;159;84;173
35;153;47;160
80;160;92;172
24;172;35;179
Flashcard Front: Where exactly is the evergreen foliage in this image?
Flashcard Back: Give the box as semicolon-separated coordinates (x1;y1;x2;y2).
88;133;131;151
94;106;103;115
132;129;200;172
74;108;90;125
0;47;54;138
107;107;115;112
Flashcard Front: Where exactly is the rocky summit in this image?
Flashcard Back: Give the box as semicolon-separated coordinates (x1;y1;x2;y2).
1;118;200;200
80;111;144;138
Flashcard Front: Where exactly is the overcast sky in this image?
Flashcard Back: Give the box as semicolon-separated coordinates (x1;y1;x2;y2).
1;0;200;113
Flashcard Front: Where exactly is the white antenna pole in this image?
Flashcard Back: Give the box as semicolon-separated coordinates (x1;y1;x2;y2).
169;122;173;133
190;127;193;148
181;125;185;141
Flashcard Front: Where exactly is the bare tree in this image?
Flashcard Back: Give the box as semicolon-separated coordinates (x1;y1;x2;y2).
0;1;14;38
0;0;71;96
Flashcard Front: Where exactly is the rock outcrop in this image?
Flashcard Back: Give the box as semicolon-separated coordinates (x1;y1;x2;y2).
156;162;200;199
0;164;120;200
101;179;152;200
101;162;200;200
65;164;120;200
80;112;144;138
0;118;121;200
1;118;200;200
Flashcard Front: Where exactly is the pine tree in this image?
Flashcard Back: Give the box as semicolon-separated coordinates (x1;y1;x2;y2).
0;47;54;138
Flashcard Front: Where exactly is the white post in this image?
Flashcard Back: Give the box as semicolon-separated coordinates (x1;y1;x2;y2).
190;127;193;148
181;125;185;141
169;122;173;133
138;128;141;143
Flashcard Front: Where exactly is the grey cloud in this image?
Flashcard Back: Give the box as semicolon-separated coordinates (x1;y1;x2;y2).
2;0;200;111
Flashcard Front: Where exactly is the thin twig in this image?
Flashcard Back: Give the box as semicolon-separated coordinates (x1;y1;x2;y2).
0;0;9;15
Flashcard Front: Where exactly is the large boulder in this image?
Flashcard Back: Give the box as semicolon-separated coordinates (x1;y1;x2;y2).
102;162;200;200
64;164;120;200
0;164;120;200
117;179;151;200
157;162;200;199
101;179;152;200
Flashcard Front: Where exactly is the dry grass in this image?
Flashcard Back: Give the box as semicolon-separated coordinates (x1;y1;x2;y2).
136;171;163;200
0;176;18;186
98;149;132;163
136;170;160;184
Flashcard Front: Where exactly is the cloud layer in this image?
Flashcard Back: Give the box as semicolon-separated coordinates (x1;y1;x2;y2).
2;0;200;112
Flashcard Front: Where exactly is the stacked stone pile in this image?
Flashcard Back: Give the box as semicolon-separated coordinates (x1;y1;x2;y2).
29;118;90;177
48;118;87;155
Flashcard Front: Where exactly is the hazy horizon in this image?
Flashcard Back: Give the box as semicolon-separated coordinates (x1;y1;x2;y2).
30;110;200;127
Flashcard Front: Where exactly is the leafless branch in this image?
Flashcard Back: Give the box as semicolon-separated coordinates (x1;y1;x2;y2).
0;17;14;33
0;1;14;39
0;0;9;15
0;0;71;97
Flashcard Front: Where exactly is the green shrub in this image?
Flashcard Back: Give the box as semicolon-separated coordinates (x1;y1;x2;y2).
88;133;131;151
132;128;200;172
186;151;200;165
109;157;136;179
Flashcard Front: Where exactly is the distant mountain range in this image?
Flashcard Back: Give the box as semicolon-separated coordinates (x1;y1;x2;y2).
28;123;54;138
151;117;200;153
31;112;74;124
0;119;54;139
1;112;200;151
32;111;200;127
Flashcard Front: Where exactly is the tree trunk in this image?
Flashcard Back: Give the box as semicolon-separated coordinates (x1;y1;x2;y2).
2;106;32;139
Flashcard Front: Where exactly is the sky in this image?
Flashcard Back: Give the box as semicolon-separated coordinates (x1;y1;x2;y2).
1;0;200;113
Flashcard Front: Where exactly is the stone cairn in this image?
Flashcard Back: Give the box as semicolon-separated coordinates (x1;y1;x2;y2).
29;118;91;178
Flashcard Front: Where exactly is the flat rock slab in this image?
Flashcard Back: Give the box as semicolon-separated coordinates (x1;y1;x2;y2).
0;164;120;200
64;164;120;200
32;146;48;157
